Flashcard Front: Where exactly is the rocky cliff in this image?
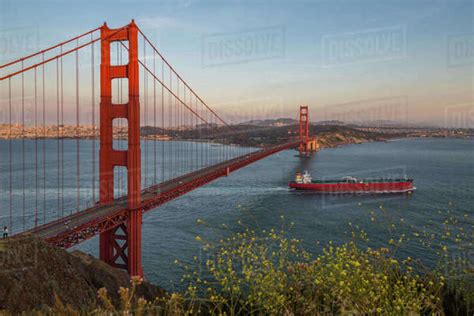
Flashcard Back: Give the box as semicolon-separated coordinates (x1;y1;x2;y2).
0;235;164;313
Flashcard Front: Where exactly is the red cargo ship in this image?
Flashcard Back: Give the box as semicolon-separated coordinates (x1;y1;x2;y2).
289;171;414;193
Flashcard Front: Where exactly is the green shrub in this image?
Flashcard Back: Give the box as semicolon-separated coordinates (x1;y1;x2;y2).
11;209;472;315
184;228;443;315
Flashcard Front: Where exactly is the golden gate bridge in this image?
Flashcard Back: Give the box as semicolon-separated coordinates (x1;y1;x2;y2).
0;20;316;276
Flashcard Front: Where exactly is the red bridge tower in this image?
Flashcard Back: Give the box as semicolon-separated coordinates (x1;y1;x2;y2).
99;21;143;277
299;105;318;156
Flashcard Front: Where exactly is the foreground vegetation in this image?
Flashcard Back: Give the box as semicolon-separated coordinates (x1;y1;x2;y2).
5;209;473;315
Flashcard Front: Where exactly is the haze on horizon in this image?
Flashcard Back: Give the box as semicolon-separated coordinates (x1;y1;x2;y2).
0;0;473;128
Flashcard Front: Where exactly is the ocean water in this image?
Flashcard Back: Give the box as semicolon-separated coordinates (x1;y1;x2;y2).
1;138;473;290
118;137;474;289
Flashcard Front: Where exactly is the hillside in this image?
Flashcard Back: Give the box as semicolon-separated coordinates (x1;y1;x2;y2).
173;123;399;148
0;235;164;313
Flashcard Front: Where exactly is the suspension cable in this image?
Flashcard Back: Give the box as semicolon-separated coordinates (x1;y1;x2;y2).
0;27;100;69
1;26;127;81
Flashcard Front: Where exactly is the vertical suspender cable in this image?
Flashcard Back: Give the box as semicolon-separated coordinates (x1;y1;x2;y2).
182;84;185;174
186;90;189;172
221;117;223;161
34;68;38;228
183;84;185;173
204;104;206;165
76;39;80;213
91;34;96;203
169;70;172;179
21;61;25;231
215;115;218;164
201;101;204;167
220;117;223;161
188;91;191;171
144;39;148;187
178;81;180;175
56;57;60;219
195;96;198;170
178;81;181;175
184;85;186;173
179;80;182;175
161;58;164;183
60;45;64;215
174;75;176;176
200;101;203;169
8;78;12;233
176;75;179;175
42;53;46;224
186;89;189;172
183;83;185;172
212;113;215;163
200;101;203;168
187;86;190;173
226;121;228;160
187;87;190;173
153;50;157;185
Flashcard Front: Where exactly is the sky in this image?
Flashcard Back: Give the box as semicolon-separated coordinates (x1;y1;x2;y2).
0;0;473;127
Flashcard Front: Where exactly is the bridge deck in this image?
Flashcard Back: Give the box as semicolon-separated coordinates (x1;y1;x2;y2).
26;141;299;248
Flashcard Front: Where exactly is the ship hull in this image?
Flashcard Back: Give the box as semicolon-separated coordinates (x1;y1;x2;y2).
289;180;414;193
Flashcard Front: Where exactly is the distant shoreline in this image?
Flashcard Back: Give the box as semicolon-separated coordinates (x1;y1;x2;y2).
0;124;472;148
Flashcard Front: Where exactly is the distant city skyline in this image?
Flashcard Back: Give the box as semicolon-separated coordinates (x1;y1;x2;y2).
0;0;473;127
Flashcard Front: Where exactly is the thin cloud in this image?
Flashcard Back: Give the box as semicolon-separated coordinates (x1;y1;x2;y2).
138;16;182;30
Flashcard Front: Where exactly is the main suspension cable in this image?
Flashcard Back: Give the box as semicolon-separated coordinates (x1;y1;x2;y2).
0;27;100;69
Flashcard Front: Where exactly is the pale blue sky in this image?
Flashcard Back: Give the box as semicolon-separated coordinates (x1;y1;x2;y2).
0;0;473;126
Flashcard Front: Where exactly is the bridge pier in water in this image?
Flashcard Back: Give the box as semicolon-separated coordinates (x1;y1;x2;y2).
99;20;143;277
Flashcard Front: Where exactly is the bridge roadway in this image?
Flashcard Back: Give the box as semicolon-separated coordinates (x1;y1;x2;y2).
25;141;299;248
